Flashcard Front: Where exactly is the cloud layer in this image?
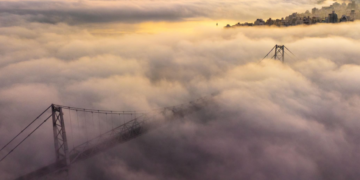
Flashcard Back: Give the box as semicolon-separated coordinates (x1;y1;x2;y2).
0;0;331;25
1;1;360;180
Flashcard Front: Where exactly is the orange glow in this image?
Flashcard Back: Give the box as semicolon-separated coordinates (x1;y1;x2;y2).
88;19;239;35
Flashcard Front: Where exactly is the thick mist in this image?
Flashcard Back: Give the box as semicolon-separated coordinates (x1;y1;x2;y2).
0;0;332;25
1;0;360;180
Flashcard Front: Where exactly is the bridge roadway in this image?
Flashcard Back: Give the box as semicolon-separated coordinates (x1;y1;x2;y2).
15;118;147;180
13;97;210;180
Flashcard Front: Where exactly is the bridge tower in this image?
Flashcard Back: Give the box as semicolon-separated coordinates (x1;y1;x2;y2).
273;45;285;63
51;104;70;171
263;44;294;63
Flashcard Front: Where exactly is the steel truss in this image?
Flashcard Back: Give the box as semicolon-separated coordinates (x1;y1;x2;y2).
273;45;285;62
15;97;211;180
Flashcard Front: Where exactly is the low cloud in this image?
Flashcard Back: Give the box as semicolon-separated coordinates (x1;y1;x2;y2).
1;1;360;179
0;0;331;25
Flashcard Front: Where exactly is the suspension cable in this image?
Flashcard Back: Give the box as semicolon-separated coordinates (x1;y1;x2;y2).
263;46;275;59
76;110;80;128
105;113;108;134
84;111;88;142
118;113;121;132
91;111;95;134
0;105;51;153
70;114;145;152
0;114;52;163
285;46;296;56
68;109;74;149
53;104;136;114
111;112;114;131
90;111;93;125
98;111;100;136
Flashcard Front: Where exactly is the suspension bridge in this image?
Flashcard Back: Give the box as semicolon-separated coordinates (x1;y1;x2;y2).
0;98;211;180
0;44;295;180
263;44;295;62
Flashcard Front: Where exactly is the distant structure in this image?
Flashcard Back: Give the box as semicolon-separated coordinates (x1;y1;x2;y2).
254;19;265;25
225;1;359;28
328;11;338;23
340;15;349;22
351;10;356;20
348;1;358;9
273;45;285;62
263;45;295;63
312;7;319;14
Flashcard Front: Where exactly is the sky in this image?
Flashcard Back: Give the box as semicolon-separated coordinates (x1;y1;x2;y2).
1;0;360;180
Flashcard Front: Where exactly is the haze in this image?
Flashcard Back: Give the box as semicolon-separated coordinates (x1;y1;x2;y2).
1;0;360;180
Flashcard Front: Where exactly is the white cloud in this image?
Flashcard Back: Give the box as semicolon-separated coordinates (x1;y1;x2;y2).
1;1;360;179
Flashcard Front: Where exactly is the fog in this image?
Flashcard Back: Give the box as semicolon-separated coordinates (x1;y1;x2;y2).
0;0;335;25
1;0;360;180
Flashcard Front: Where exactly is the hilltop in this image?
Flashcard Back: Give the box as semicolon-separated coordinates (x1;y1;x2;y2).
225;1;359;28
